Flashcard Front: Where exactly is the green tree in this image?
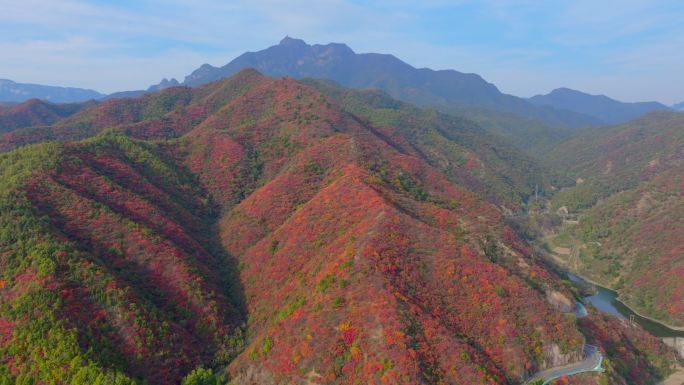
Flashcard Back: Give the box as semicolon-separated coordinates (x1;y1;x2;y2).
181;367;221;385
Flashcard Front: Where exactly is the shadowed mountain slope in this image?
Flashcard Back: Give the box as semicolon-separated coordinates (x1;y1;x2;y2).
0;135;244;385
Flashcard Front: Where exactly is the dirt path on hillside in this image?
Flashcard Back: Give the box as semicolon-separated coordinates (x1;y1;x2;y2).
661;367;684;385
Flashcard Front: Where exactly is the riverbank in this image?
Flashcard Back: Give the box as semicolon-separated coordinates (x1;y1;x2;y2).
541;235;684;332
563;268;684;333
541;242;684;333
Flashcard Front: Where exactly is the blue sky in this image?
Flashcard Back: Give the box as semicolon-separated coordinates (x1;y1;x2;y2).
1;0;683;104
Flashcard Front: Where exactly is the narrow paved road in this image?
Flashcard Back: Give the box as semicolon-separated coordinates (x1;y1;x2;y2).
524;345;604;385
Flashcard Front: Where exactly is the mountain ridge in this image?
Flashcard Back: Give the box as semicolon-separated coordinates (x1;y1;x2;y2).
0;78;103;103
529;87;670;124
181;37;600;129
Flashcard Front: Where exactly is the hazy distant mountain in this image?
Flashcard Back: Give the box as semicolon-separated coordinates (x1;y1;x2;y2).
103;78;180;100
102;90;147;100
673;101;684;111
147;78;179;92
183;37;599;129
0;79;103;103
529;88;669;124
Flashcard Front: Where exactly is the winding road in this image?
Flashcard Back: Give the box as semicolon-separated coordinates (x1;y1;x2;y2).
524;344;604;384
523;302;604;384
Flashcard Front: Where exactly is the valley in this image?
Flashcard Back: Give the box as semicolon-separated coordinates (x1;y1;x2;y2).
537;112;684;329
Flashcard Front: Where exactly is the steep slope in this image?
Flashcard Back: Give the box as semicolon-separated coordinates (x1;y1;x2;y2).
178;73;673;384
178;74;587;384
0;135;244;385
529;88;670;125
0;99;92;133
544;111;684;326
0;71;675;385
182;37;599;130
578;310;677;385
573;166;684;325
0;79;103;103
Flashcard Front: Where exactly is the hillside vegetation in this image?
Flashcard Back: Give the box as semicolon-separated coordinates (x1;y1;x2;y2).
1;71;544;207
0;99;92;133
302;79;552;205
544;111;684;326
0;70;675;385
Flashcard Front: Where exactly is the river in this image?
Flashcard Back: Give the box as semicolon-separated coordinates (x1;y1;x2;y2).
566;273;684;338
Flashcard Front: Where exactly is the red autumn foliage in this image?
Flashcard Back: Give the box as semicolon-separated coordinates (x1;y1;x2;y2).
0;69;674;385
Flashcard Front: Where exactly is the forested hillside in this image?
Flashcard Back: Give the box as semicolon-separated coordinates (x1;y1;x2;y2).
0;70;544;207
0;70;675;385
0;135;244;384
544;111;684;326
0;79;103;103
302;79;551;205
0;99;92;133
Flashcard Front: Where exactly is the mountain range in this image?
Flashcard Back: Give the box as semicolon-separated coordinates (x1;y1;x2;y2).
673;101;684;111
529;88;670;125
3;37;679;143
0;69;676;385
0;78;103;103
0;78;182;105
182;37;601;130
